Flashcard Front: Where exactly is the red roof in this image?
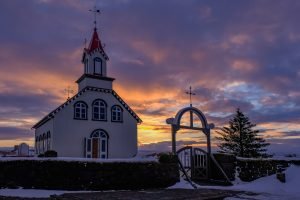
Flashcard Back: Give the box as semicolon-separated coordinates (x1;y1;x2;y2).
88;28;105;53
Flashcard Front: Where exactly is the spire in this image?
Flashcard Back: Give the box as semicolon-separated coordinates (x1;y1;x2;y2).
84;6;108;60
88;28;104;52
84;28;108;60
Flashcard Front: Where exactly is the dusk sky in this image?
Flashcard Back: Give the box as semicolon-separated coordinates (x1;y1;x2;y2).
0;0;299;154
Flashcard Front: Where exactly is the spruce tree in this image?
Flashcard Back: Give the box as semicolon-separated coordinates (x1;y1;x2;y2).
216;108;271;158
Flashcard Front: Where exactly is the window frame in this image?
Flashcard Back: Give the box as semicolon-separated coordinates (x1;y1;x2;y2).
74;101;88;120
38;135;42;154
46;131;51;151
35;136;38;155
42;133;46;152
94;57;102;75
92;99;107;121
111;105;123;123
84;59;89;74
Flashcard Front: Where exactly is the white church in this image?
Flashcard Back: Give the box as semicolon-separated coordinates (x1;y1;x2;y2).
32;27;142;159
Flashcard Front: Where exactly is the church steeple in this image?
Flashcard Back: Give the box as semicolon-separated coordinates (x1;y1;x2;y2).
86;28;109;60
81;27;109;78
88;29;104;53
77;14;115;92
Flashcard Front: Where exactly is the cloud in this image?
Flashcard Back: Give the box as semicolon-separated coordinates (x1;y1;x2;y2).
0;127;33;140
139;140;208;153
0;0;299;150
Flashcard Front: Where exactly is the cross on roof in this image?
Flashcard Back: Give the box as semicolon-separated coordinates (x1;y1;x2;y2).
185;86;196;107
64;86;74;100
89;6;100;29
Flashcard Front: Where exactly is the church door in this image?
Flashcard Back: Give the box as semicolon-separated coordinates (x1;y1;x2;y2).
92;138;99;158
85;129;108;158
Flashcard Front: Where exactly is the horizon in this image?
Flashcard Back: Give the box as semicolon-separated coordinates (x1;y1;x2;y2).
0;0;299;155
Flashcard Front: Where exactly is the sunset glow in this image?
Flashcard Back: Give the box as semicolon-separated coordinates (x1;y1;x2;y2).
0;0;299;154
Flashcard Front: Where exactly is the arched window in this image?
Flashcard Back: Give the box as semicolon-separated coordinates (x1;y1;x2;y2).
94;57;102;75
43;133;46;152
111;105;123;122
38;135;42;153
35;136;38;155
74;101;88;120
92;99;107;121
47;131;51;150
86;129;109;159
84;59;89;74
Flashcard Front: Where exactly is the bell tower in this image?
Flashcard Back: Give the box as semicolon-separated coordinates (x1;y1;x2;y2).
76;9;115;91
82;28;109;77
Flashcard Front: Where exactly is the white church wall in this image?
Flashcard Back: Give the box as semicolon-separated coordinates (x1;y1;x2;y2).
52;91;137;158
85;51;107;76
78;78;113;91
35;119;53;155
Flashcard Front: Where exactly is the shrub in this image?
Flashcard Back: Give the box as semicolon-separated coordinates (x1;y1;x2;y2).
44;150;58;157
0;160;179;190
158;153;178;164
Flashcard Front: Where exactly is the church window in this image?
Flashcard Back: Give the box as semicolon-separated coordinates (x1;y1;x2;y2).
43;133;46;152
92;99;107;121
47;131;51;150
35;137;38;154
38;135;42;154
74;101;88;120
111;105;123;122
94;57;102;75
84;59;89;74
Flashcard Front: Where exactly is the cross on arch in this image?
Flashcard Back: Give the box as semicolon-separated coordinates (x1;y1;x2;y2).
185;86;196;107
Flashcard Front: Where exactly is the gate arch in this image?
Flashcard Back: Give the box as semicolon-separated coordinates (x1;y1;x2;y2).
166;106;214;154
166;106;215;181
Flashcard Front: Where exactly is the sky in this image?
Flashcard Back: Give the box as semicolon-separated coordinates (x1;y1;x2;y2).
0;0;299;155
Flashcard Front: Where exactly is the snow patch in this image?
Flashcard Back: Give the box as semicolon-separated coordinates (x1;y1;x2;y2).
167;177;196;189
169;165;300;199
0;188;93;198
0;156;157;163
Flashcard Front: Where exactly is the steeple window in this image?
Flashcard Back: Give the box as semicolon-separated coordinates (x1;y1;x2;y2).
94;57;102;75
84;59;89;74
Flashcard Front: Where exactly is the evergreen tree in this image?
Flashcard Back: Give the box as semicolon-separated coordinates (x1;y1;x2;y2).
216;108;271;158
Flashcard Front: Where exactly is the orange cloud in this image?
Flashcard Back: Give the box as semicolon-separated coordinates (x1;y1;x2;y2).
231;59;257;71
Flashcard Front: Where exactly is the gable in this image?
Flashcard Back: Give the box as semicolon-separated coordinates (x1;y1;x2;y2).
32;86;142;129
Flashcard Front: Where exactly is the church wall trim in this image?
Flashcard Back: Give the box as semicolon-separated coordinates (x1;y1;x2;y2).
32;86;142;129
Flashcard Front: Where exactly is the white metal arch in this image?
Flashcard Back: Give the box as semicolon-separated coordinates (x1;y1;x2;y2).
166;106;214;154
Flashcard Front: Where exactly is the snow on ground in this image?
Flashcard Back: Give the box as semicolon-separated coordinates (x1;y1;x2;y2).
0;163;299;199
0;188;93;198
236;156;300;161
169;164;300;199
0;156;157;163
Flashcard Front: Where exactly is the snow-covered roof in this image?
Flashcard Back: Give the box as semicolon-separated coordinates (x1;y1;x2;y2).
32;86;142;129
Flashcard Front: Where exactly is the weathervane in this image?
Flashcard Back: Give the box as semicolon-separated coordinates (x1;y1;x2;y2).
185;86;196;107
89;6;100;29
64;86;74;100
